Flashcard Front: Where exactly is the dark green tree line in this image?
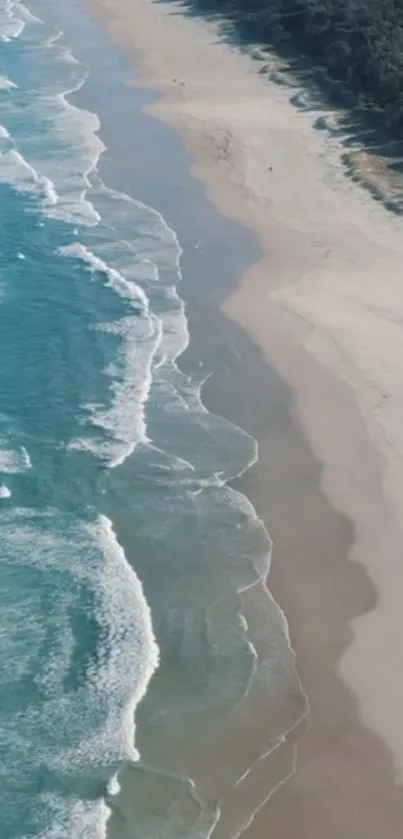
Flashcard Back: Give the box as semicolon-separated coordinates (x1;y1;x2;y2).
184;0;403;129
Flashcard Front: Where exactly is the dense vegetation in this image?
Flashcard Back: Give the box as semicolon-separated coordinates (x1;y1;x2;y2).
180;0;403;130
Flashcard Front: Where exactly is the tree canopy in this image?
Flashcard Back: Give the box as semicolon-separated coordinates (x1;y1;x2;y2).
182;0;403;130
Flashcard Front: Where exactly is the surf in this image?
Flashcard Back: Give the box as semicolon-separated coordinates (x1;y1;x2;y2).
0;3;307;839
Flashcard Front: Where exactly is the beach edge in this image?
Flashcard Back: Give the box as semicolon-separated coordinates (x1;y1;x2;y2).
83;1;403;836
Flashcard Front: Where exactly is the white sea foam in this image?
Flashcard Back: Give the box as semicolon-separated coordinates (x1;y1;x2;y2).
0;443;31;473
2;507;159;838
59;183;209;472
33;85;104;226
27;27;103;225
0;8;307;839
86;182;189;369
0;484;11;498
0;149;59;206
0;75;17;90
60;242;162;466
17;2;40;23
0;11;103;225
31;513;159;768
90;515;159;750
1;17;25;39
94;179;184;283
0;124;11;139
0;0;25;39
155;286;190;364
91;314;162;467
59;242;150;310
22;795;111;839
106;773;121;797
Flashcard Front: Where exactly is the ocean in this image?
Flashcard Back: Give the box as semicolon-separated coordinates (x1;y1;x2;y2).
0;2;306;837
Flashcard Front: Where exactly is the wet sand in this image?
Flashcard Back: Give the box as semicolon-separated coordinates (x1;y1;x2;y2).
203;307;403;838
85;0;403;835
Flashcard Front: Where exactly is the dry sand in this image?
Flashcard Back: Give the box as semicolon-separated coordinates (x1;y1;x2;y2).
86;0;403;834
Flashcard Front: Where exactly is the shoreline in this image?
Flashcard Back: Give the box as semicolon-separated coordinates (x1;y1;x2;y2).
85;0;403;835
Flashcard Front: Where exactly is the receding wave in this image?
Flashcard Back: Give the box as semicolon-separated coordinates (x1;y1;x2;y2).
60;242;163;466
0;0;26;40
59;242;151;311
0;74;17;90
0;441;32;473
0;148;58;204
0;15;103;225
1;507;159;839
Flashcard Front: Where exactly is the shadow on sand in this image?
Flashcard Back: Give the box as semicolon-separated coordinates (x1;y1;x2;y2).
157;0;403;215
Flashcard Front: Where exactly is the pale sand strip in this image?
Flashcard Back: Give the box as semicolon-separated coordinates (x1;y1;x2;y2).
86;0;403;833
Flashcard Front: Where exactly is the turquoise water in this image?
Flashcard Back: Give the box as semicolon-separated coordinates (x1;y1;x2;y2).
0;3;305;837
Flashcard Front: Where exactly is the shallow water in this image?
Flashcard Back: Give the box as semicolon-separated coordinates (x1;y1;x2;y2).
0;2;306;837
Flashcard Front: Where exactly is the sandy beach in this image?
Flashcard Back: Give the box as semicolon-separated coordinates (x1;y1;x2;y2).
85;0;403;835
